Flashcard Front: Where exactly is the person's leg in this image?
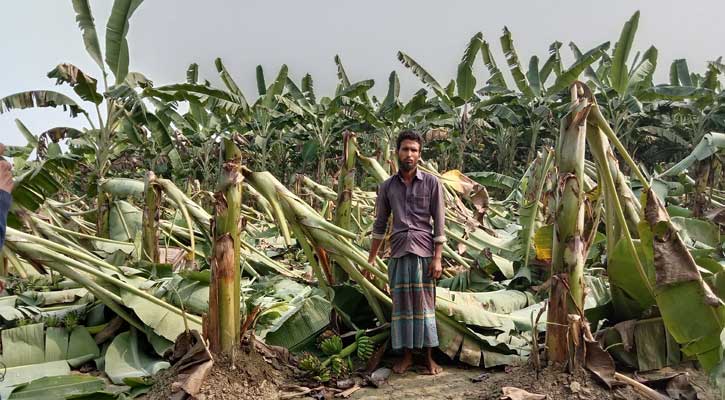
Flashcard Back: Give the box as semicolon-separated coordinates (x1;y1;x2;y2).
389;257;413;374
423;347;443;375
393;348;414;373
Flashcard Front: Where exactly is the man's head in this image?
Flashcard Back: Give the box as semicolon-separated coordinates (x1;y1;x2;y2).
395;131;423;172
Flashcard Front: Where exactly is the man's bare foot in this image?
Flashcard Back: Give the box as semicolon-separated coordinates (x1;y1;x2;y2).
393;351;414;374
423;348;443;375
423;358;443;375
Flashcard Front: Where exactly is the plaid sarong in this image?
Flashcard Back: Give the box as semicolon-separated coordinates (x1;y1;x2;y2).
388;253;439;350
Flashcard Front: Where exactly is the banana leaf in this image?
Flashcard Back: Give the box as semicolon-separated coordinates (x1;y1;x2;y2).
0;323;45;367
658;132;725;177
109;200;142;242
104;330;170;385
121;288;201;342
0;361;71;399
264;295;332;351
643;189;725;371
8;375;105;400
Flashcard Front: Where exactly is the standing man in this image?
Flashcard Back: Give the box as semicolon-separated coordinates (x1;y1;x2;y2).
367;131;446;375
0;143;13;250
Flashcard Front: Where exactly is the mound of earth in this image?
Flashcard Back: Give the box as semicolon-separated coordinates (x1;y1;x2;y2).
144;337;294;400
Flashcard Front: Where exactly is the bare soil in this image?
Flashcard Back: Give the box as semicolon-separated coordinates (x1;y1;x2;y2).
143;346;720;400
348;359;720;400
144;341;293;400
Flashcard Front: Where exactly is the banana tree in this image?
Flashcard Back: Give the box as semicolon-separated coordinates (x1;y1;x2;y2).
396;32;482;171
281;64;375;184
0;0;172;238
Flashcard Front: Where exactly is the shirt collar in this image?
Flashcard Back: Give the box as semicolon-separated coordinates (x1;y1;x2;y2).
396;167;423;182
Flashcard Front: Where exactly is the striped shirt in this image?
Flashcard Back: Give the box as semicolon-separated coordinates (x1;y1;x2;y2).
372;168;446;258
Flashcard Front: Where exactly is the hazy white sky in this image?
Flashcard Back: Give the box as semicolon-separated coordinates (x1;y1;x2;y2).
1;0;724;146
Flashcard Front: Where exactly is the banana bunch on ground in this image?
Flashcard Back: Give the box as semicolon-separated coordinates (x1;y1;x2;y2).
320;335;343;356
356;330;374;360
299;352;322;372
330;355;349;378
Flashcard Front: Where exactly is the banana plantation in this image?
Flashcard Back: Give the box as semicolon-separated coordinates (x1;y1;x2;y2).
1;1;725;399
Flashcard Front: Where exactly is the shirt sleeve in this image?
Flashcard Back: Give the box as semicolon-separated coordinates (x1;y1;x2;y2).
0;190;11;250
371;181;390;240
430;178;447;244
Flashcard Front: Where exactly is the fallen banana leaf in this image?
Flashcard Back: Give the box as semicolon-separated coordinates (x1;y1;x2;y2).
0;360;71;399
104;330;171;385
0;323;45;367
121;288;201;342
265;295;331;351
8;375;105;400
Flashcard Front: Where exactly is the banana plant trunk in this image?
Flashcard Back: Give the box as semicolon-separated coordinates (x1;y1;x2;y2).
96;188;110;239
546;82;591;366
331;131;357;283
207;138;244;354
142;171;161;263
693;159;711;217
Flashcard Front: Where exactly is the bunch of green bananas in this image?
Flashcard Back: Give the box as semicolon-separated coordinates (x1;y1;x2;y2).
299;353;322;372
356;331;374;360
320;335;343;356
313;368;331;383
330;355;349;377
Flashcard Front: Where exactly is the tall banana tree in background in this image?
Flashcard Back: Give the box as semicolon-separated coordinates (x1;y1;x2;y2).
484;28;610;166
282;57;375;184
0;0;168;237
397;32;480;171
347;71;436;174
570;11;724;165
397;30;609;173
570;11;659;157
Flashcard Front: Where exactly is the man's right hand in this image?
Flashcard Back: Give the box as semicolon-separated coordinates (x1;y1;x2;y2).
0;159;14;194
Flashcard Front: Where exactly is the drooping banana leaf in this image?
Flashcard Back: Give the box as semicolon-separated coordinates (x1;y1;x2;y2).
658;132;725;177
642;189;725;371
120;287;201;342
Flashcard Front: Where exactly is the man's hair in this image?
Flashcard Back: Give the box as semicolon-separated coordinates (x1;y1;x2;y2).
395;130;423;151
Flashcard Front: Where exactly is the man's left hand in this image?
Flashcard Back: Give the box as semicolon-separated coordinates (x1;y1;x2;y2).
428;257;442;280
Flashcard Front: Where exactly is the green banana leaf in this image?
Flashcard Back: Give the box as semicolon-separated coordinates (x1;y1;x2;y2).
0;323;45;367
9;375;105;400
643;189;725;371
121;288;201;342
265;295;332;351
0;361;71;399
104;330;170;385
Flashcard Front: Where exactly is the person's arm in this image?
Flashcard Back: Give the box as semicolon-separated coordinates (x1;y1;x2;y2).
0;159;13;250
428;179;446;279
368;182;390;264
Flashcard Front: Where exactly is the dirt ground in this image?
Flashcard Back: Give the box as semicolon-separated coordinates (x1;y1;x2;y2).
348;361;720;400
143;343;721;400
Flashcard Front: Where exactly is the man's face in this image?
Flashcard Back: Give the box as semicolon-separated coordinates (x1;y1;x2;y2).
397;139;421;171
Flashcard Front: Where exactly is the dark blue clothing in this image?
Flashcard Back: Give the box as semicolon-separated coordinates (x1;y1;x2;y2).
0;190;10;249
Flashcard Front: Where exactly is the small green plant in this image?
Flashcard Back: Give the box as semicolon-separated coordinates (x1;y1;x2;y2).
63;311;80;330
45;315;61;328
